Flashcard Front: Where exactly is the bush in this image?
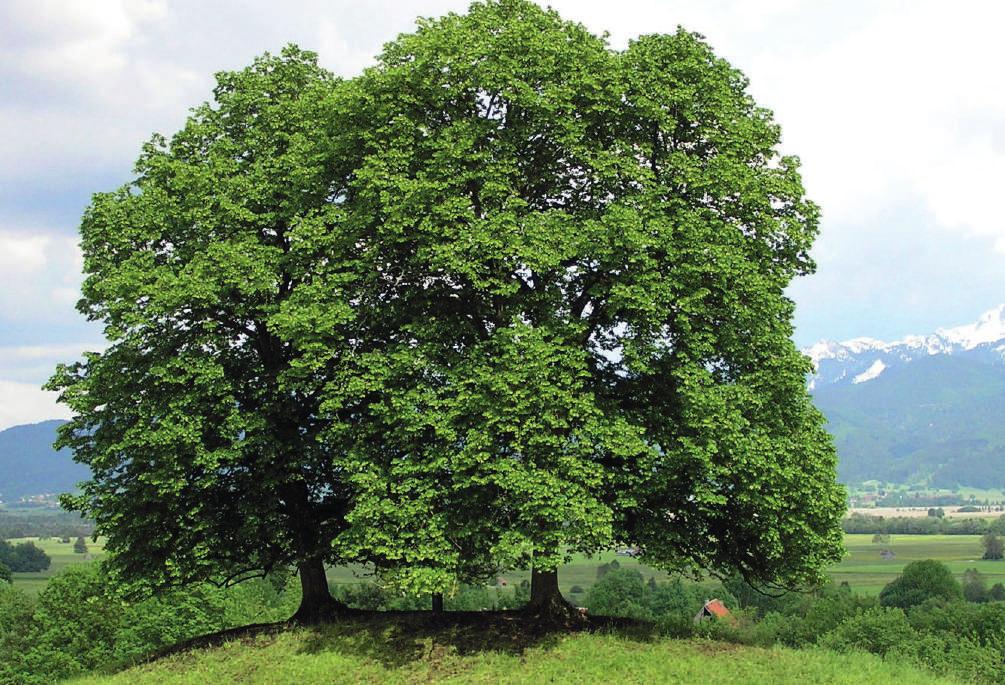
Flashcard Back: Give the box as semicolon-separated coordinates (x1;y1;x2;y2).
771;588;878;648
878;560;961;609
820;606;916;656
0;562;10;585
113;586;228;664
895;632;1004;684
569;585;584;594
586;568;651;620
989;583;1005;602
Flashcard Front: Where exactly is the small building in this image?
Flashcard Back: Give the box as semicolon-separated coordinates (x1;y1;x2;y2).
694;599;732;624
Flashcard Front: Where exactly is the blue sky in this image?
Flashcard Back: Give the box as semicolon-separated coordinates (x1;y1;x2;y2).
1;0;1003;427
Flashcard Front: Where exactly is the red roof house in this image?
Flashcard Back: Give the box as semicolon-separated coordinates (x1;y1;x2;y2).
693;599;732;623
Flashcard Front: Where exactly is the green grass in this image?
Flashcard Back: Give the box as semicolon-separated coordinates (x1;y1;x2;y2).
68;617;959;685
8;536;107;594
833;534;1005;594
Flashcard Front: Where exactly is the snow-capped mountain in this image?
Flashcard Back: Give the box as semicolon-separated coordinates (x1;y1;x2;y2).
805;304;1005;389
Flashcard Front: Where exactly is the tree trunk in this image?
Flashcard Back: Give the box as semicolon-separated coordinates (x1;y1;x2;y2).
432;592;444;613
525;566;583;624
290;556;349;624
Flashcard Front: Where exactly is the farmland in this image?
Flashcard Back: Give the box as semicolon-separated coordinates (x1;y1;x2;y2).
9;536;107;594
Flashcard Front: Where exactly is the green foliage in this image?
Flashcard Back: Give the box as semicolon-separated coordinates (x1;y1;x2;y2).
763;588;877;648
46;45;354;598
312;0;841;592
113;586;228;664
0;563;9;585
585;568;652;620
989;583;1005;601
49;0;842;602
819;606;916;656
879;560;962;609
18;564;124;683
0;562;305;684
74;536;88;555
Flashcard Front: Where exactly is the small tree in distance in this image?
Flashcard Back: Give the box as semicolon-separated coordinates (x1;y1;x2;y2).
73;537;88;555
879;560;962;609
982;532;1004;560
962;568;988;603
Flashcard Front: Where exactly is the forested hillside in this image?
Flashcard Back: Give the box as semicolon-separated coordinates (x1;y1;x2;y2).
0;420;85;504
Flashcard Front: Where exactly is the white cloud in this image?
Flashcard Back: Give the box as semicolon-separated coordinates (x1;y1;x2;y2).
1;0;1003;347
0;229;82;322
0;233;51;272
0;380;72;430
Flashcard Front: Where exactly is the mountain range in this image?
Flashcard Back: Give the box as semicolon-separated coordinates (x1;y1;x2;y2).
2;307;1004;501
807;304;1005;487
0;419;86;505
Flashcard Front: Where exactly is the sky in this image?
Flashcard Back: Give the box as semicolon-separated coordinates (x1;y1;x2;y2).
1;0;1003;428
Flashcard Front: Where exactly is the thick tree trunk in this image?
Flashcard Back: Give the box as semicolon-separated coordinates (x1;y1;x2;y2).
290;556;349;624
525;566;583;624
432;592;444;613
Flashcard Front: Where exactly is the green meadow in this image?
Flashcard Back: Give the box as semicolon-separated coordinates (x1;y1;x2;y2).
68;622;958;685
9;536;107;594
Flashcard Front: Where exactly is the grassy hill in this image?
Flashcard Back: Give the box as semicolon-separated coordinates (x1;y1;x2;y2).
68;616;957;685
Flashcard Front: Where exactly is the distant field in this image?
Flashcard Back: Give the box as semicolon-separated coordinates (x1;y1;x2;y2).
9;536;107;594
834;534;1005;595
12;533;1005;599
847;506;1001;519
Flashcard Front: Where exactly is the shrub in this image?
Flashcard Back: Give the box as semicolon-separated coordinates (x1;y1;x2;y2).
989;583;1005;602
895;632;1004;684
0;562;10;585
771;589;877;648
820;606;916;656
569;585;584;594
878;560;961;609
113;586;228;664
0;585;37;684
586;568;651;620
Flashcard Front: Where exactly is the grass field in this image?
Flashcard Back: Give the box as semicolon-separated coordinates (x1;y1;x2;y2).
68;617;959;685
9;536;107;594
12;533;1005;599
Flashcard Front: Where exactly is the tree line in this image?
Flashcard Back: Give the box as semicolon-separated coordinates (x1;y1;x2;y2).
843;512;1005;536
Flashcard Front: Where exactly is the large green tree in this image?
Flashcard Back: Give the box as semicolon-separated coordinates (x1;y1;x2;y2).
52;0;845;623
302;0;844;618
48;47;363;622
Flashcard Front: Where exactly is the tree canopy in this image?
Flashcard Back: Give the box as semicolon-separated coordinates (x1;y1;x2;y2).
50;0;844;622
